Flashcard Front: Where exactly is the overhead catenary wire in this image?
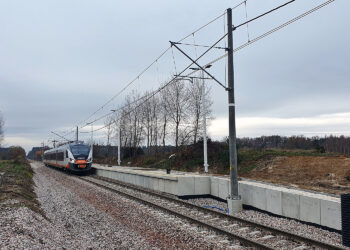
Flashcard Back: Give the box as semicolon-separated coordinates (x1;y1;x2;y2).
63;0;335;137
171;47;178;74
89;31;233;133
192;33;198;58
49;128;76;145
192;33;200;80
171;1;254;51
234;0;296;30
186;0;335;77
88;0;335;134
74;9;235;131
82;21;234;131
166;0;298;79
172;42;227;50
51;131;71;142
57;2;248;137
80;89;158;129
232;0;247;10
52;127;75;138
76;47;172;128
244;1;251;42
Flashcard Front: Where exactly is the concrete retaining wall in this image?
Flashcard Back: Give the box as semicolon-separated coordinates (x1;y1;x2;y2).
93;165;341;230
94;166;210;196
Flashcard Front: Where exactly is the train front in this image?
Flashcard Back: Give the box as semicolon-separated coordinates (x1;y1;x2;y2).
68;143;93;173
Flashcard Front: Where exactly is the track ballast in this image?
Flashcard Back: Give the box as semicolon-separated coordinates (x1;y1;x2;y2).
79;175;344;250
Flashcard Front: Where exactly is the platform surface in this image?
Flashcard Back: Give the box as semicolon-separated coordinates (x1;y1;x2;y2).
92;164;341;230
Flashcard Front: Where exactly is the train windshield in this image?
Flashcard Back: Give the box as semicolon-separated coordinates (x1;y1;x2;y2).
70;145;90;156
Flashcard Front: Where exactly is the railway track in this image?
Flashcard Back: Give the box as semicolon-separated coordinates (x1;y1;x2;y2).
79;175;344;250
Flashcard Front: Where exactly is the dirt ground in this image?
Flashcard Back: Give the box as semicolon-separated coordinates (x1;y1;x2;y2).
240;155;350;195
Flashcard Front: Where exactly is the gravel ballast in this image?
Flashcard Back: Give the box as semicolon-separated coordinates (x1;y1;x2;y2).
184;197;344;247
1;163;243;249
0;162;345;249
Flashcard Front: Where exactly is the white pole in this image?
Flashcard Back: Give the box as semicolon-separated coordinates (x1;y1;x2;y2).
118;123;121;166
202;70;209;173
91;124;94;156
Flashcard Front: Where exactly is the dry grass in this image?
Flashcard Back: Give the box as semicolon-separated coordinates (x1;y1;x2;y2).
0;159;45;217
241;155;350;195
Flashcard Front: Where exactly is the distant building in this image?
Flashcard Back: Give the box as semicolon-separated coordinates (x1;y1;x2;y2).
27;146;50;161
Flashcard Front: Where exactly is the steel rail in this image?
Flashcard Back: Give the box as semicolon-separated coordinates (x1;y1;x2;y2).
79;176;273;249
89;175;344;250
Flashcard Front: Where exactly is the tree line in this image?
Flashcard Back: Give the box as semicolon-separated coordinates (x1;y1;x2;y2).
104;79;212;156
237;135;350;155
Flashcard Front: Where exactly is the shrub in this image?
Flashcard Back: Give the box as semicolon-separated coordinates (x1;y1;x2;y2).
8;146;26;163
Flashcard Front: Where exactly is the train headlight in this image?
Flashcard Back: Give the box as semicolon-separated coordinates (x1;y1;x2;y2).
69;158;75;163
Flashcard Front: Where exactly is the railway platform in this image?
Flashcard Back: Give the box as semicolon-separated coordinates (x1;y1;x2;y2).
92;164;341;231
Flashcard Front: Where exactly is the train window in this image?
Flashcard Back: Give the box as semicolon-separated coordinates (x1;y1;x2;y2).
66;150;68;158
57;152;64;161
70;145;90;156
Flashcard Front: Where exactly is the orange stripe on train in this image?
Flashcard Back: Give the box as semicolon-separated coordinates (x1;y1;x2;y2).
76;160;87;164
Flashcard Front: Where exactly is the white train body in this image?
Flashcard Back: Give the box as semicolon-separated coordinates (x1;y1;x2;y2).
43;141;92;173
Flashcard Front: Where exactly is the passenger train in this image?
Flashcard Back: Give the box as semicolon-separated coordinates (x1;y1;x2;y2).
43;141;93;173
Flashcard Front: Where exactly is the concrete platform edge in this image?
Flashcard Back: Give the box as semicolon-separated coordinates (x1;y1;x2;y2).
93;165;341;230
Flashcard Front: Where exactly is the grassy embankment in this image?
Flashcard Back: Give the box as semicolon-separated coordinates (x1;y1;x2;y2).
0;159;42;215
99;141;340;175
236;149;340;175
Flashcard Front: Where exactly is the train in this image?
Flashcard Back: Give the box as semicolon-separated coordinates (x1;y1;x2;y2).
43;141;93;173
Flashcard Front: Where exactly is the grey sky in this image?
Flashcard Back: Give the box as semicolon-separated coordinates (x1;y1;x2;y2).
0;0;349;152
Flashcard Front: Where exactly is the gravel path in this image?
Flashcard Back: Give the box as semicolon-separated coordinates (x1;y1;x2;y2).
1;162;245;249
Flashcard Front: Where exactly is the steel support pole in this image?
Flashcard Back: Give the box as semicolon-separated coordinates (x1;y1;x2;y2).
227;8;240;200
118;125;121;166
202;70;209;173
76;126;78;142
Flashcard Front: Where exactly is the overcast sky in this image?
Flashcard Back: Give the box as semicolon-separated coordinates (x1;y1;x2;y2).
0;0;349;152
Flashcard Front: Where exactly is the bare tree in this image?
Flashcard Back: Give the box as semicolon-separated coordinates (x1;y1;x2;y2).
141;93;161;154
163;80;189;149
150;95;160;153
141;92;153;152
160;88;169;150
120;108;131;148
104;116;114;146
119;90;145;156
103;75;214;157
187;79;213;144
